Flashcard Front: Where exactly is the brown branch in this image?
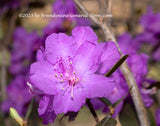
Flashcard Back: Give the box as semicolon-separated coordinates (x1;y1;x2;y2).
1;48;7;100
99;0;107;15
74;0;150;126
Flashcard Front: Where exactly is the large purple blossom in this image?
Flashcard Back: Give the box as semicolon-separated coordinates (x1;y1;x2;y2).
29;26;120;123
10;27;41;75
43;0;90;37
1;75;33;116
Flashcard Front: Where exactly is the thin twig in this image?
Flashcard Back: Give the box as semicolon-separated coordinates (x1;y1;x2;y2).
86;99;100;124
73;0;150;126
106;0;112;14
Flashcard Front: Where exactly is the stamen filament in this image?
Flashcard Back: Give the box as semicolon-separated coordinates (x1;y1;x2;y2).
71;84;74;100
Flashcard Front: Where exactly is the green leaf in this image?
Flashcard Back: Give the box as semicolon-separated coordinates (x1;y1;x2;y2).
98;97;113;109
105;55;129;77
10;107;23;126
96;116;117;126
60;111;79;122
112;86;132;108
25;96;35;120
86;99;99;123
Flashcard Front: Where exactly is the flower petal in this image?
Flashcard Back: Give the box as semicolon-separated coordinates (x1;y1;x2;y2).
127;53;148;87
97;41;120;74
29;61;59;95
45;33;75;64
83;74;115;98
38;95;56;124
53;87;86;114
72;26;98;46
36;47;46;61
74;41;101;75
38;96;50;116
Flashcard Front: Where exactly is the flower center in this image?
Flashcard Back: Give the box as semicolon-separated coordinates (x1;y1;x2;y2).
54;56;79;99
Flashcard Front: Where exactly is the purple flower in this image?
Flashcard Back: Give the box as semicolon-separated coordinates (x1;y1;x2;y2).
38;95;56;124
119;34;156;108
53;0;77;15
140;7;160;35
52;0;90;26
43;0;90;37
9;27;41;75
152;46;160;61
117;33;149;88
91;33;154;117
91;71;127;117
96;41;121;74
11;27;40;61
29;26;120;122
117;33;140;54
1;75;33;116
156;109;160;126
118;34;153;108
136;7;160;61
134;32;158;46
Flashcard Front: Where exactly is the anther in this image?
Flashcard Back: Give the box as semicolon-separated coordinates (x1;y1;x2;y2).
55;74;57;77
60;73;63;77
61;80;64;83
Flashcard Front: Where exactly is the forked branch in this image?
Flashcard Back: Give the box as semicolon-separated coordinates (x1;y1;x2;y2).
73;0;150;126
